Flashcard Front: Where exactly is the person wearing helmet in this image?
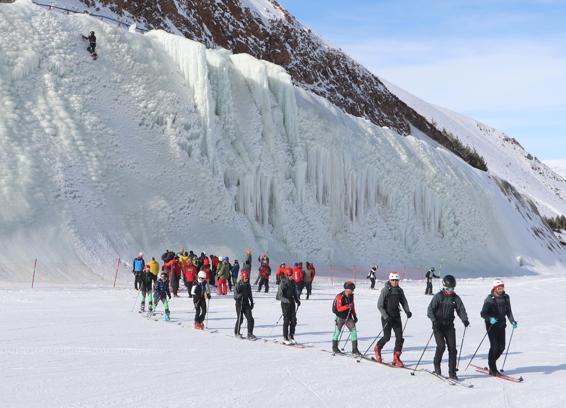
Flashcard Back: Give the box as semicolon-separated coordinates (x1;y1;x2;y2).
257;262;271;293
132;252;145;290
81;31;96;54
275;263;286;285
425;267;440;295
230;260;240;289
183;257;198;298
374;272;412;366
480;279;517;376
192;271;211;329
234;271;256;339
278;267;301;344
332;281;360;355
292;263;304;298
427;274;469;379
139;264;154;313
367;265;378;289
153;271;171;321
216;257;231;296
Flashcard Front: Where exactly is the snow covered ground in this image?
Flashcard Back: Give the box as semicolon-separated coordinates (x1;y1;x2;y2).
1;0;564;281
545;160;566;180
2;276;565;407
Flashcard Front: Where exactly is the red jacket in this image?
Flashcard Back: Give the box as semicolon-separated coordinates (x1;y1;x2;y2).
276;266;286;279
164;259;181;276
203;257;210;267
259;265;271;279
184;264;197;282
334;292;356;320
292;266;303;283
211;256;219;269
307;264;316;280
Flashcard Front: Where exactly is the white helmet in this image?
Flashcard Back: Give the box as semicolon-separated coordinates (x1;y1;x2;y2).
138;252;143;257
198;271;207;280
389;272;400;281
492;278;504;289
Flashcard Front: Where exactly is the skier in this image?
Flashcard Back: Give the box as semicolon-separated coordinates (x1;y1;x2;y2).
275;263;286;285
147;257;159;283
332;281;360;355
427;275;469;379
161;249;175;264
425;267;440;295
230;260;240;288
279;268;301;344
254;253;268;285
367;265;378;289
210;254;219;286
241;249;252;274
132;252;145;290
183;258;198;298
303;262;314;299
216;257;231;296
139;264;153;313
292;262;304;298
178;251;190;287
257;262;271;293
234;271;256;339
153;271;171;321
480;279;518;376
374;272;412;366
81;31;96;55
163;256;181;297
192;271;211;329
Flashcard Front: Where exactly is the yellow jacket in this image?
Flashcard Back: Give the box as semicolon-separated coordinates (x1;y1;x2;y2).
148;259;160;276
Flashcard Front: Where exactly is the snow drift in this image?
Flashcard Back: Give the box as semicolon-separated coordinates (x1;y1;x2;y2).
0;0;563;282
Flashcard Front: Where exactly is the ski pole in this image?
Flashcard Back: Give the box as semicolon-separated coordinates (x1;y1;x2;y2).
131;288;141;312
465;325;493;370
402;317;409;335
337;309;353;343
236;296;244;335
501;326;515;372
205;296;210;328
357;321;389;362
268;313;284;338
411;331;434;376
456;326;467;370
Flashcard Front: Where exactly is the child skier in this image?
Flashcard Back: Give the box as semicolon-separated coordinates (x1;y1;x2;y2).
153;271;171;321
234;271;256;339
332;281;360;355
192;271;211;329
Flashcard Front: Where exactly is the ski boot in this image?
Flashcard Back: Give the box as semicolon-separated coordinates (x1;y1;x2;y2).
392;351;404;367
374;345;382;363
164;310;171;321
434;364;441;375
235;332;243;339
247;333;257;340
283;337;292;345
289;337;297;345
449;372;459;380
332;340;342;354
140;302;145;313
351;340;361;356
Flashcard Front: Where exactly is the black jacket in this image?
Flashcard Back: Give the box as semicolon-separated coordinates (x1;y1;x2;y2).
234;281;254;308
377;281;410;319
279;277;300;305
427;291;468;324
425;270;439;283
480;292;515;328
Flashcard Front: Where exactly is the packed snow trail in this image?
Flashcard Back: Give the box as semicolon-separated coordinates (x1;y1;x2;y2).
3;276;566;407
0;0;563;283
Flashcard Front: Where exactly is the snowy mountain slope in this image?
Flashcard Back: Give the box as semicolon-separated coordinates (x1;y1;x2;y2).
42;0;475;170
384;81;566;218
0;1;563;282
544;159;566;180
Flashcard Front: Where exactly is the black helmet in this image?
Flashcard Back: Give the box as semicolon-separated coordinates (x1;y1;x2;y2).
344;281;355;290
442;275;456;288
90;31;95;35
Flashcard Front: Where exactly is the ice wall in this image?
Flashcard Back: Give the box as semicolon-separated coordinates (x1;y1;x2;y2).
0;1;563;282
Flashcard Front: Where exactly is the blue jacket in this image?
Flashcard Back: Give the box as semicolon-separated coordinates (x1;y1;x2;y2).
133;258;145;272
231;263;240;280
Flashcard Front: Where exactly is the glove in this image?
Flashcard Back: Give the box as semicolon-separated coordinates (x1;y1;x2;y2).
206;293;211;299
512;321;518;329
489;317;497;325
353;315;358;323
348;303;354;310
463;320;470;327
406;311;412;319
251;302;254;310
432;321;440;330
382;316;390;325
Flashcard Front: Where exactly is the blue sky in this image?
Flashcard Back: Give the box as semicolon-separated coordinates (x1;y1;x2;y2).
278;0;566;160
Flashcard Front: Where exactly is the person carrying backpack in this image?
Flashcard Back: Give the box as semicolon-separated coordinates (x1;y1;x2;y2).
332;281;360;355
278;269;301;344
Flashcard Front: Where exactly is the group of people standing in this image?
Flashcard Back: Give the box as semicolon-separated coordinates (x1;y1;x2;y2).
334;271;518;379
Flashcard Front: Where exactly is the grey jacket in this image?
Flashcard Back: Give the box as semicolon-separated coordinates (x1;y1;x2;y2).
377;281;411;319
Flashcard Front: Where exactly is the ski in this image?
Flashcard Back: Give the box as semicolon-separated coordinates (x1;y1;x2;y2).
423;370;474;388
273;339;312;348
321;350;360;359
470;364;524;382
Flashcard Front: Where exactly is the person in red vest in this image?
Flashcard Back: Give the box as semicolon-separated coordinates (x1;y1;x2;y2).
257;262;271;293
184;258;198;298
164;257;181;297
293;263;304;298
304;262;316;299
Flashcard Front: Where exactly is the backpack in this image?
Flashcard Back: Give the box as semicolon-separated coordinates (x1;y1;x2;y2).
332;296;338;314
276;282;283;301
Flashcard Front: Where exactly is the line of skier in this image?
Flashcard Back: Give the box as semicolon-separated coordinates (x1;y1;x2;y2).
133;251;517;378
